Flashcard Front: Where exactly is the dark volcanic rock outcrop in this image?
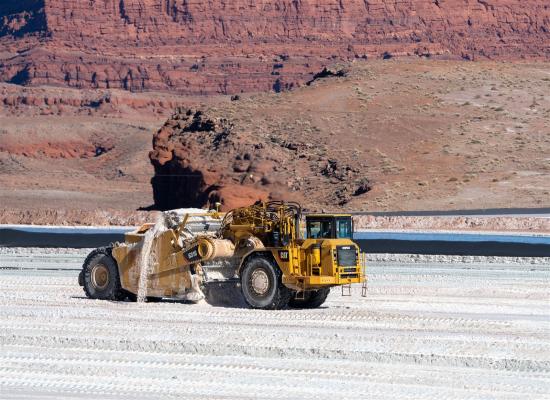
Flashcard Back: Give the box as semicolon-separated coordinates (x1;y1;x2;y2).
150;108;278;210
149;99;372;211
1;1;549;94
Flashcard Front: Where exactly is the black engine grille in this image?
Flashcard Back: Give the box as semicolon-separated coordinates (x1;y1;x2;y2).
337;246;357;267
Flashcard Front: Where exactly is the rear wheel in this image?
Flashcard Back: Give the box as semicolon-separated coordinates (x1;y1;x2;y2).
289;288;331;309
240;255;292;310
81;247;125;300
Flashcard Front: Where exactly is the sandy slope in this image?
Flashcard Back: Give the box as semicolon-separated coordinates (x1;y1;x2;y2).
0;251;548;399
1;60;549;218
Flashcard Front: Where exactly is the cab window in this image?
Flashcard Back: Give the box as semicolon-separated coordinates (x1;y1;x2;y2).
306;220;333;239
336;218;352;239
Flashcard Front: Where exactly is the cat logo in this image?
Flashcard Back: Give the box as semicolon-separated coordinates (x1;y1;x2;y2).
183;246;201;262
278;250;289;261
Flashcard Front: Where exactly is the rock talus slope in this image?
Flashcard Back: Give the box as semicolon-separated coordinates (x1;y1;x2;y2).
1;1;549;94
148;61;550;211
150;109;301;210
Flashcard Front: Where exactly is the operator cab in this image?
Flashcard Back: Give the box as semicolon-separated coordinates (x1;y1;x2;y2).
305;214;353;239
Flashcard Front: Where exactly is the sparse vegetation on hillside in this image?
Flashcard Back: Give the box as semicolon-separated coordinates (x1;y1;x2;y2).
0;60;549;217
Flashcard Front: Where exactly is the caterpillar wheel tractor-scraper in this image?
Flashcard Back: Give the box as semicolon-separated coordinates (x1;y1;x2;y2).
79;201;367;309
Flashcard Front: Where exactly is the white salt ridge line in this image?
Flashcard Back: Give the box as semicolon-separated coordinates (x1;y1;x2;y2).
356;229;550;238
1;248;549;267
0;256;548;399
0;225;134;234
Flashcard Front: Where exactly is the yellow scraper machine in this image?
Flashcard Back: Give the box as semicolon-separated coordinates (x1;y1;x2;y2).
79;201;367;309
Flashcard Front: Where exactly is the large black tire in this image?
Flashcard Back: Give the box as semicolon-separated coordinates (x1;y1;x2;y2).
288;288;331;309
240;255;293;310
81;247;125;301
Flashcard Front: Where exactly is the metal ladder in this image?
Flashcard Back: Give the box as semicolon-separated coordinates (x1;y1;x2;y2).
361;252;368;297
341;253;368;297
294;279;306;300
361;276;368;297
341;283;352;296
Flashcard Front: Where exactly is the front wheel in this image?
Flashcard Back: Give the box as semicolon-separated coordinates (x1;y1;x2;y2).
288;288;331;309
240;256;292;310
81;247;124;300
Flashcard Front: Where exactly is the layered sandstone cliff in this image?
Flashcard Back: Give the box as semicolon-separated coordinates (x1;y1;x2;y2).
1;1;549;94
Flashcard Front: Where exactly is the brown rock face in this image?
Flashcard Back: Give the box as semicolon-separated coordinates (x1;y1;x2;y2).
148;60;550;212
2;59;549;216
149;103;372;211
1;1;549;94
149;109;276;210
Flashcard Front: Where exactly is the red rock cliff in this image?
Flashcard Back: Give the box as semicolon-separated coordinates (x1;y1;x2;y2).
1;1;549;93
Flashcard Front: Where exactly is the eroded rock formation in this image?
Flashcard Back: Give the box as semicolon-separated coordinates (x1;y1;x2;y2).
1;1;549;94
150;109;273;210
149;105;372;210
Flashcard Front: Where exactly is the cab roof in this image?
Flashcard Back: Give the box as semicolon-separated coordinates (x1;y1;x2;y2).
305;214;352;218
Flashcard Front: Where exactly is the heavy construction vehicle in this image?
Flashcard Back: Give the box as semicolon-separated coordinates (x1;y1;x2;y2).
79;201;366;309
